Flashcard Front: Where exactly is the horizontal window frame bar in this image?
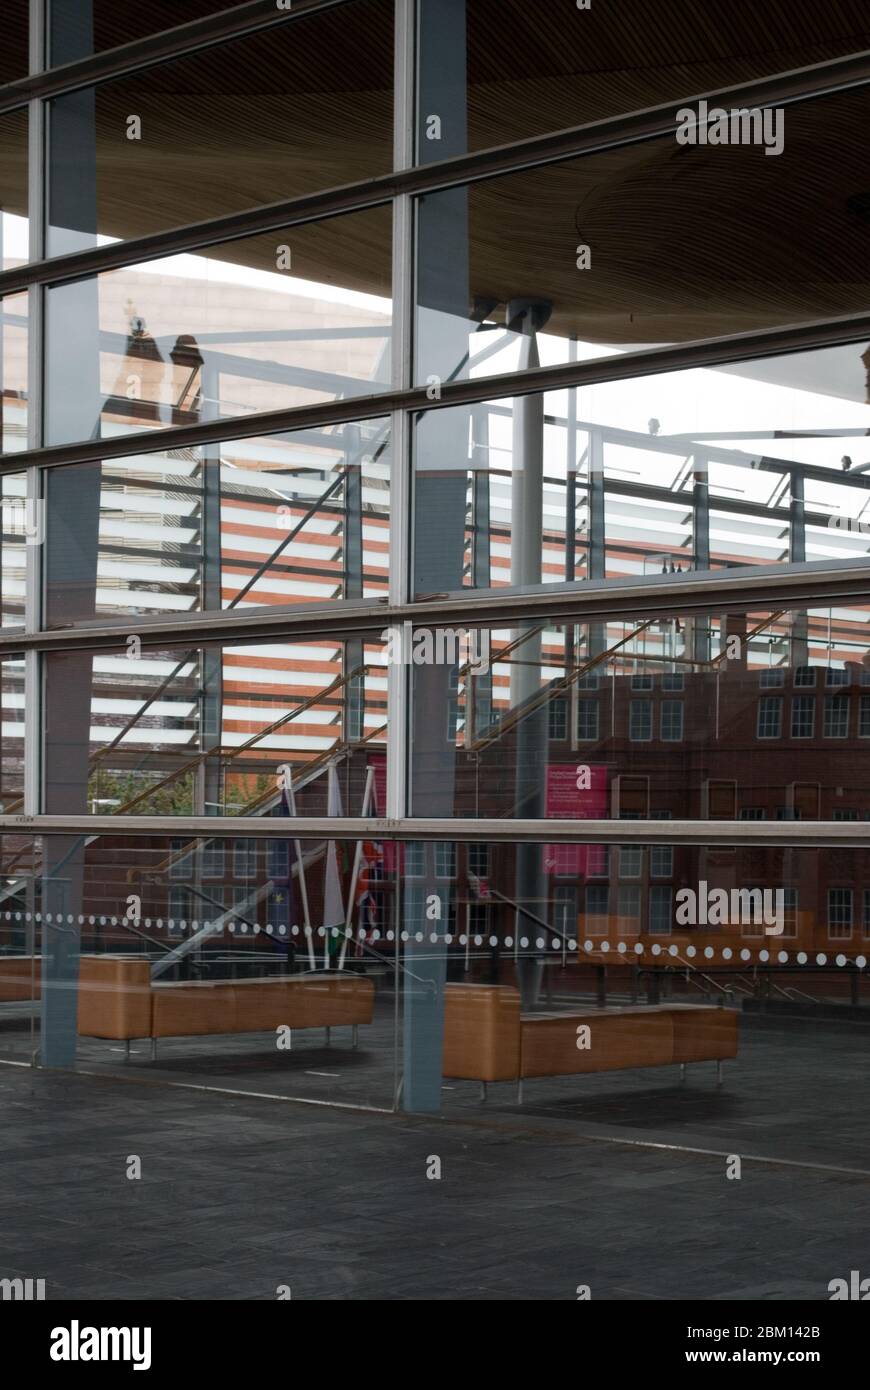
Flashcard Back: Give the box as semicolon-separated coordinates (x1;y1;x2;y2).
1;557;869;654
0;0;354;116
1;45;870;296
6;305;870;476
1;814;868;847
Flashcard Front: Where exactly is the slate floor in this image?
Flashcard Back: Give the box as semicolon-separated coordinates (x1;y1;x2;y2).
5;998;870;1166
1;1047;869;1300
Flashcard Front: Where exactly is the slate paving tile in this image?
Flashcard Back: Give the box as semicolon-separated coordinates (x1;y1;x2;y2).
2;1062;869;1301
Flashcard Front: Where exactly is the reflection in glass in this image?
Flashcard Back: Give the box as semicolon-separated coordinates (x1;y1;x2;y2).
0;653;25;801
0;109;29;270
43;634;388;820
414;342;870;598
45;208;393;446
0;831;38;1063
0;472;31;627
0;0;28;85
49;0;265;62
410;608;870;821
0;297;28;454
45;416;390;625
48;0;393;253
437;0;870;151
416;89;870;384
0;829;868;1161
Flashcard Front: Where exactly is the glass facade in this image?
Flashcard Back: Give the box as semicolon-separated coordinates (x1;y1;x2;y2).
44;209;393;445
47;1;393;252
4;0;870;1312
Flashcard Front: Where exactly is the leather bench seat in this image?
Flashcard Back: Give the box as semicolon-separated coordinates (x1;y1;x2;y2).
150;980;237;1039
79;956;153;1039
442;983;521;1082
0;956;40;1003
1;957;376;1046
520;1006;674;1078
0;955;376;1047
666;1002;738;1063
442;984;738;1096
152;973;375;1038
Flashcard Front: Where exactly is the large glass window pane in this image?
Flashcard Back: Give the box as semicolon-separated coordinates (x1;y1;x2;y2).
413;341;870;600
48;0;393;252
43;632;388;819
49;1;274;62
4;831;870;1179
0;833;40;1065
0;109;29;269
409;606;870;820
1;293;28;454
45;206;393;446
3;826;399;1110
0;652;25;805
1;471;33;629
44;415;390;626
420;0;870;153
0;0;29;85
415;89;870;387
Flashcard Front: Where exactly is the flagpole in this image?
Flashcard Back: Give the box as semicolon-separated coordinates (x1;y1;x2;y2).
323;760;346;969
288;772;315;971
338;766;375;970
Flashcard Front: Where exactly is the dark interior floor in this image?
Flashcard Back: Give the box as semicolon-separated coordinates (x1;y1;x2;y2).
0;1063;867;1301
3;998;870;1172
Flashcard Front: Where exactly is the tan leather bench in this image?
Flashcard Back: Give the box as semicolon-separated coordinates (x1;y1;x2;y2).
7;955;375;1058
0;956;40;1002
148;971;375;1055
443;983;738;1101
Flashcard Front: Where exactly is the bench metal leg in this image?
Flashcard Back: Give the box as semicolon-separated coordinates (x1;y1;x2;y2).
716;1059;723;1088
479;1081;487;1102
352;1024;359;1050
151;1038;157;1062
679;1063;686;1084
325;1026;331;1047
516;1078;523;1105
124;1039;131;1063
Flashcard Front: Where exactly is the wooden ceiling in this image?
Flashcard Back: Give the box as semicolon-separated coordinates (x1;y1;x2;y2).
460;86;870;344
3;0;870;350
466;0;870;141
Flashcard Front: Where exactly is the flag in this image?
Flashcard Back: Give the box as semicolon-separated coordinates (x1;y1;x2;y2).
468;871;491;902
354;838;383;956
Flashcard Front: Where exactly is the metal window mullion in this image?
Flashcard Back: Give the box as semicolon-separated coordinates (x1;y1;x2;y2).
4;555;870;656
4;47;870;294
23;0;46;816
0;0;355;115
385;0;415;821
11;304;870;476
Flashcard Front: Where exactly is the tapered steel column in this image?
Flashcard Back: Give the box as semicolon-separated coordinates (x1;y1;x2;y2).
41;0;100;1067
507;301;550;1009
404;0;468;1112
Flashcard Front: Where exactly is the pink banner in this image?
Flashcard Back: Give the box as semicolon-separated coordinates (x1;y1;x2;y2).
543;764;608;876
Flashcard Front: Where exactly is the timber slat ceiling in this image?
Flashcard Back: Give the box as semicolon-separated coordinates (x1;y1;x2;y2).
4;1;870;347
